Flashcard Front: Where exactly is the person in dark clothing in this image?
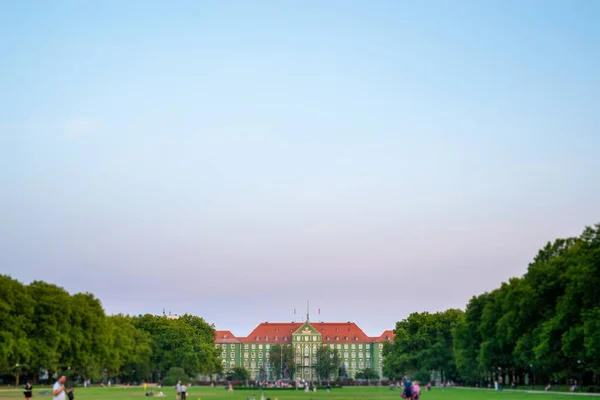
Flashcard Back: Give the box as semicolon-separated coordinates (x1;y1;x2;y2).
66;387;74;400
24;381;33;399
403;377;413;399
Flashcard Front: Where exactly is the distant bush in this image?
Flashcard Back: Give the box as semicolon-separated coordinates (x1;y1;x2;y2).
162;367;191;386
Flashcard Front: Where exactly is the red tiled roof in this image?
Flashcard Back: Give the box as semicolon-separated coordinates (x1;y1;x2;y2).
242;322;303;343
373;329;395;342
313;322;371;343
238;322;376;343
215;330;241;343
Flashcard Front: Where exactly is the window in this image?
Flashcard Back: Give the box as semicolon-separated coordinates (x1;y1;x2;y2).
266;344;270;349
379;344;383;349
231;344;236;349
259;352;263;359
255;336;259;341
344;344;348;349
243;361;248;368
274;336;278;341
265;362;270;368
312;336;317;341
230;361;235;368
359;361;364;368
244;352;249;358
251;362;255;368
366;352;370;358
351;344;356;349
358;352;363;358
251;344;256;349
335;336;339;341
245;344;249;349
251;352;256;359
265;353;270;358
329;353;334;358
221;360;226;365
259;344;263;349
265;336;268;341
215;344;220;349
258;361;263;367
351;361;356;368
222;351;226;357
231;352;235;358
351;352;356;358
296;357;301;363
344;352;348;358
326;336;330;340
312;357;317;363
304;336;309;342
337;344;342;349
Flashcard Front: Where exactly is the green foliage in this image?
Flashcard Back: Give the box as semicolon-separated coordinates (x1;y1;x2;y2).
132;313;219;379
226;366;249;381
0;275;216;384
315;345;341;380
0;275;34;378
355;368;380;380
162;367;190;386
449;223;600;385
268;344;295;379
384;309;463;381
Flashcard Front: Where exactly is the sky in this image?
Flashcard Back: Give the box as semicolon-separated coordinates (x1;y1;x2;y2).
1;0;599;336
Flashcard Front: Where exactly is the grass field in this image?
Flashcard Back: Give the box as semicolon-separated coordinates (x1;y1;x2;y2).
0;386;597;400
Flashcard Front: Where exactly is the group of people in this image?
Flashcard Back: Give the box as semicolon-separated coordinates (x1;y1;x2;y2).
400;377;421;400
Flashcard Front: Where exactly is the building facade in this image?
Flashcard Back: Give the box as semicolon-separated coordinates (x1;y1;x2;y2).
215;320;394;380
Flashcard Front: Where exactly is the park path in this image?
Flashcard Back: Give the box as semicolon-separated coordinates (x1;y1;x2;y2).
454;387;600;396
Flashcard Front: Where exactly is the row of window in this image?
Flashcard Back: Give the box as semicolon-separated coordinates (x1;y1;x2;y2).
217;343;385;350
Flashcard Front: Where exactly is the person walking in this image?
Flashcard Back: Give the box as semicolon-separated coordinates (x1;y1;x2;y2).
180;384;186;400
24;381;33;399
52;376;67;400
175;381;181;400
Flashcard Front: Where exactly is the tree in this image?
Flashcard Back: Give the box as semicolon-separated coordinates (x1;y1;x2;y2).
0;275;34;385
105;315;151;382
132;313;219;381
268;344;295;379
355;368;379;380
64;293;108;381
258;366;267;382
26;281;73;382
162;367;190;386
227;366;249;381
453;294;489;384
384;310;463;382
338;363;348;381
315;346;341;382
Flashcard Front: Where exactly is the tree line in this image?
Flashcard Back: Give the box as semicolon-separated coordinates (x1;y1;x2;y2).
384;223;600;389
0;276;220;385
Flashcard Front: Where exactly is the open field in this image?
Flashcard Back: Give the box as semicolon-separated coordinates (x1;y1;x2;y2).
1;387;598;400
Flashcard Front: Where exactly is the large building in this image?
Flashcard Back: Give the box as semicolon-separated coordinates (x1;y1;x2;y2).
215;319;394;380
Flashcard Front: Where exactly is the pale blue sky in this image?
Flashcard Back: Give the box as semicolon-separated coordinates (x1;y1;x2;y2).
1;0;599;335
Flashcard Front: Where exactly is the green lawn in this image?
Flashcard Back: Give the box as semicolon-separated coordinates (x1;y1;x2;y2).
0;387;596;400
